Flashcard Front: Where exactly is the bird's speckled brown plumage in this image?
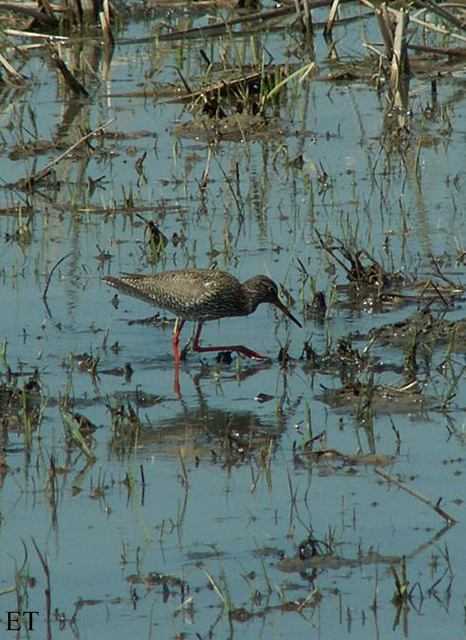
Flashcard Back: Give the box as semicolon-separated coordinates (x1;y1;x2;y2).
103;269;299;322
103;268;301;361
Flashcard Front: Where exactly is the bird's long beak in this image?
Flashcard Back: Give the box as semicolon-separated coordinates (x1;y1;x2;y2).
274;299;302;328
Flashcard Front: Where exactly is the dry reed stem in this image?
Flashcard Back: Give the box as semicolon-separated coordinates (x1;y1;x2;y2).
4;28;69;43
412;0;466;31
14;116;115;189
390;9;410;107
324;0;341;36
0;52;28;85
161;0;348;41
100;0;114;47
375;469;456;526
376;3;394;58
410;14;466;43
49;46;89;96
362;0;466;44
0;2;57;27
408;43;466;57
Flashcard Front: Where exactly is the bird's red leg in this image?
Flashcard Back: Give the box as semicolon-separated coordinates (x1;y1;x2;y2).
192;323;269;361
173;365;181;396
172;318;185;365
172;319;185;396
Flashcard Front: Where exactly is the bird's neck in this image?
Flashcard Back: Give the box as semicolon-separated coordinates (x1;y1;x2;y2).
241;279;262;315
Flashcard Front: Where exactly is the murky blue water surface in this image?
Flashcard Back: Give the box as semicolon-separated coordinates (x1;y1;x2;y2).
0;2;465;638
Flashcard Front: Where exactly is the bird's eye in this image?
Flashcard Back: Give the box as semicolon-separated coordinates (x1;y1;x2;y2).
268;285;276;295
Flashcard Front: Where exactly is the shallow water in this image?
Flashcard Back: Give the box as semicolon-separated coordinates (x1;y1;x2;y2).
0;2;465;638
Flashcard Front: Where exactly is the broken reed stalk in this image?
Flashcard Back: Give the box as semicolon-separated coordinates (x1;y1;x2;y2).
99;0;114;48
4;29;69;43
411;15;466;44
390;9;410;108
74;0;101;24
430;256;463;291
375;3;393;58
160;0;351;42
362;0;466;45
0;53;28;85
375;469;456;526
49;46;89;97
372;4;410;115
13;116;115;189
412;0;466;32
0;2;58;28
324;0;341;37
294;0;313;38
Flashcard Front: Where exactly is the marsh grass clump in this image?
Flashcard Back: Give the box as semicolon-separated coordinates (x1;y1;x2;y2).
135;214;169;265
360;310;466;356
105;399;161;458
126;569;187;600
302;336;372;383
316;231;465;317
61;411;97;461
317;231;406;292
0;369;42;435
316;374;436;419
171;58;295;142
186;65;287;120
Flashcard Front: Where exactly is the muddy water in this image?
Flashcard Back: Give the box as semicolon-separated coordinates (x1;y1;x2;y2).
0;2;465;638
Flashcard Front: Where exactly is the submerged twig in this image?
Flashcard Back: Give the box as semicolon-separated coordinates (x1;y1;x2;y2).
11;117;115;191
430;256;463;291
42;253;74;314
375;469;456;526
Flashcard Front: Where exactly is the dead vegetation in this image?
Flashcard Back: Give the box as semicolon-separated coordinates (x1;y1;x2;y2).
0;369;43;432
1;0;465;147
314;231;464;311
316;376;437;417
354;309;466;352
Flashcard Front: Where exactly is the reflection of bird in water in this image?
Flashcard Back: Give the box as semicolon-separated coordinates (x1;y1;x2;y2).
108;404;283;465
103;268;301;362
